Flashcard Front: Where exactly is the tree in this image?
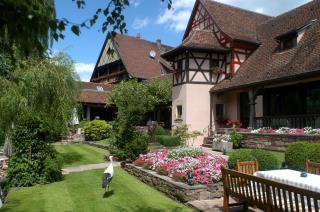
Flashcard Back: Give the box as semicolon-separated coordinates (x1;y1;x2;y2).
0;53;79;141
107;78;171;159
0;0;174;57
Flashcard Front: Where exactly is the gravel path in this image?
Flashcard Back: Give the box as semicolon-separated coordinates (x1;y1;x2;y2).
62;162;120;175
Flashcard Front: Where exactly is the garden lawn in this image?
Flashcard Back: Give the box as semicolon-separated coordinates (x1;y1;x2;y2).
1;168;191;212
55;144;108;167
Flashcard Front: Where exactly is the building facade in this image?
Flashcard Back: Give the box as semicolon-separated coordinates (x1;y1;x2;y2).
163;0;320;145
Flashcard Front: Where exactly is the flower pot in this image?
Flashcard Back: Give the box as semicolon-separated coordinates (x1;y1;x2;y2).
212;141;233;152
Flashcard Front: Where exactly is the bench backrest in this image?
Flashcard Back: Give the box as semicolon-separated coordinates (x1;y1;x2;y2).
221;166;320;211
306;160;320;175
236;160;259;175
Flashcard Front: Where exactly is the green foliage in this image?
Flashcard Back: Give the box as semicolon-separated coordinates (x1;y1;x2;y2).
6;117;63;187
146;78;171;105
172;124;202;146
251;149;279;171
230;131;244;149
228;149;255;169
84;120;112;141
168;147;205;159
228;149;279;171
0;53;78;138
155;135;180;147
111;132;149;160
285;142;320;171
153;126;167;135
108;79;170;159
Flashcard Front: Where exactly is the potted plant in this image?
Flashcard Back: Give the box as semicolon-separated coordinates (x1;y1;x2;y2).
212;134;233;152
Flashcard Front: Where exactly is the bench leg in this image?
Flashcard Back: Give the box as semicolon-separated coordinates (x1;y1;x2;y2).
223;194;229;212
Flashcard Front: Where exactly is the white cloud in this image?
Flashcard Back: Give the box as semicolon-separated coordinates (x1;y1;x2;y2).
129;0;141;8
156;0;196;32
74;63;95;82
255;7;265;14
132;17;150;29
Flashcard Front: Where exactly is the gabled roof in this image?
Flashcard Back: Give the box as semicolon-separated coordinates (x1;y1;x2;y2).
78;81;111;104
162;30;229;59
213;0;320;92
93;33;172;80
184;0;273;43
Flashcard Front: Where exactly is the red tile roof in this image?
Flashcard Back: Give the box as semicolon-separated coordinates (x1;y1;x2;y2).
162;30;229;59
198;0;273;43
112;34;172;79
213;0;320;92
78;81;111;104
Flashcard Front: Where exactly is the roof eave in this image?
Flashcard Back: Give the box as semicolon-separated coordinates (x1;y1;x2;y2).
211;68;320;93
162;46;230;60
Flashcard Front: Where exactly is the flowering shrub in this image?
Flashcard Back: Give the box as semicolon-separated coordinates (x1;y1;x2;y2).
212;134;231;143
133;148;227;185
239;127;320;135
168;147;205;159
223;119;242;128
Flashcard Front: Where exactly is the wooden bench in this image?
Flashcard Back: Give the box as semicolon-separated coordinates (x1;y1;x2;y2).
221;166;320;212
236;160;259;175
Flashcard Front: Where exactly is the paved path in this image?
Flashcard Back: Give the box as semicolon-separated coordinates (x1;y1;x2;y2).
187;198;262;212
62;162;120;175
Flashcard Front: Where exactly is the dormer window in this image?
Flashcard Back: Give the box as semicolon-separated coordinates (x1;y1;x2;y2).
277;31;297;52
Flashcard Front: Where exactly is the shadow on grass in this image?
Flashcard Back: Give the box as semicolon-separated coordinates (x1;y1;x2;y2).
102;190;114;198
59;152;84;166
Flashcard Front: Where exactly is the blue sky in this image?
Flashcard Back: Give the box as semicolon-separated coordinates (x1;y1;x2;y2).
53;0;311;81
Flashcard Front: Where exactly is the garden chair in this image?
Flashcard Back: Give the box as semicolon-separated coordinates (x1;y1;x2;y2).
236;160;259;175
306;160;320;175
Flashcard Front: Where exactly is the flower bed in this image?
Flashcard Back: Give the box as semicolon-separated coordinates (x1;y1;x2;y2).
239;127;320;135
133;147;227;185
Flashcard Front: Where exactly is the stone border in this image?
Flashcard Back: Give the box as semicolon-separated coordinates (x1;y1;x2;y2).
124;163;223;203
240;132;320;151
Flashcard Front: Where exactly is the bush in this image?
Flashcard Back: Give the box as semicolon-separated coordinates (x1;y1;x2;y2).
230;131;244;149
153;126;167;135
228;149;279;170
285;142;320;171
84;120;112;141
168;147;205;159
155;135;180;147
7;117;63;187
111;132;149;160
251;149;278;171
228;149;255;169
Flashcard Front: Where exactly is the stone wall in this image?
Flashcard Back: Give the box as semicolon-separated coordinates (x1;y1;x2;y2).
241;133;320;151
124;164;223;203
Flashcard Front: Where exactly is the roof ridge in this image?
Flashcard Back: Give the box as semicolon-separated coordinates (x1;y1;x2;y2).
258;0;318;27
203;0;274;18
115;33;172;48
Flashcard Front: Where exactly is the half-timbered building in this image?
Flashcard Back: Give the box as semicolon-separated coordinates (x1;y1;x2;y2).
163;0;320;145
79;33;173;125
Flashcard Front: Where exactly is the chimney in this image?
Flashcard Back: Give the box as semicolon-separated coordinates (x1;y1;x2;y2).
156;39;161;50
136;32;141;39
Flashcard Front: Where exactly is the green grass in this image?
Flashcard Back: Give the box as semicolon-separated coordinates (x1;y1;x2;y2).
2;168;192;212
96;138;110;146
55;144;109;168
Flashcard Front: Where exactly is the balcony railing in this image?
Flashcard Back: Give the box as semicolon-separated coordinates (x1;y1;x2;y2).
255;114;320;129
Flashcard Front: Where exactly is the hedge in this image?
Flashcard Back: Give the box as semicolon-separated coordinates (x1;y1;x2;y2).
285;142;320;171
155;135;180;147
84;120;112;141
153;126;167;135
228;149;278;171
